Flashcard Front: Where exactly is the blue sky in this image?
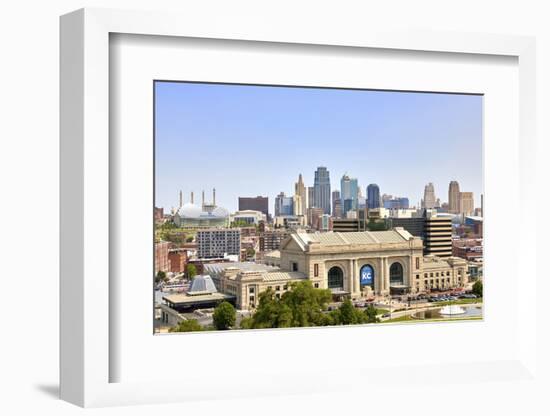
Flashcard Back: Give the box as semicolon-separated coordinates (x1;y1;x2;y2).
155;82;483;214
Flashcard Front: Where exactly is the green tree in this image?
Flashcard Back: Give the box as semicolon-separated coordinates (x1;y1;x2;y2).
365;305;380;323
245;281;332;329
186;236;194;243
213;301;236;330
472;280;483;297
169;319;203;332
245;247;256;259
186;264;197;280
239;316;254;329
339;299;356;324
324;308;342;326
337;299;368;325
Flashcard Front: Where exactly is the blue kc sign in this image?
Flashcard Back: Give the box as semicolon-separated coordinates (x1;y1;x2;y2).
360;265;374;287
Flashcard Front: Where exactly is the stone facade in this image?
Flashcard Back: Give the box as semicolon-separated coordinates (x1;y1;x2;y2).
215;228;469;309
278;229;468;299
217;268;307;309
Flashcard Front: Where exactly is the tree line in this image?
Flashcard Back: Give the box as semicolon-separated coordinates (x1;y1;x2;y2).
170;280;380;332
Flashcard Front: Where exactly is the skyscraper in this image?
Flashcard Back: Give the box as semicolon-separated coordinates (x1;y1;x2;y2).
292;194;303;216
340;174;358;216
423;183;436;209
459;192;474;216
314;167;331;215
448;181;460;214
275;192;294;216
367;184;380;209
307;186;315;209
332;190;342;218
294;173;307;216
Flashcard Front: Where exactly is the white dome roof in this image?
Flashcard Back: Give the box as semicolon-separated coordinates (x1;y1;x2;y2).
177;203;203;218
211;206;229;218
177;203;229;219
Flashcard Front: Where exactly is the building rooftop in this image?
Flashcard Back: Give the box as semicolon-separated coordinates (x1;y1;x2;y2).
291;228;415;249
204;262;278;276
177;202;229;219
422;255;467;269
163;291;233;306
262;271;308;282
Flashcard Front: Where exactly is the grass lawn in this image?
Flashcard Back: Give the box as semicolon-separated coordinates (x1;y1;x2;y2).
434;298;483;306
382;315;414;322
375;308;389;315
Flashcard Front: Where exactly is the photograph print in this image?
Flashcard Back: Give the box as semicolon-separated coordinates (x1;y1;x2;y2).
154;81;484;333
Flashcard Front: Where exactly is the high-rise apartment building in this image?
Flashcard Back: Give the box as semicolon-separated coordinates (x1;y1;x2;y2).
448;181;460;214
391;214;453;258
340;174;358;216
294;174;307;216
459;192;474;216
424;215;453;257
314;166;331;215
238;196;269;217
423;183;436;209
259;229;289;253
367;184;381;209
197;229;241;259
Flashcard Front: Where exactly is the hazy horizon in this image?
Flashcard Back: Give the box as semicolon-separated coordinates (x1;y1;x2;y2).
155;82;483;215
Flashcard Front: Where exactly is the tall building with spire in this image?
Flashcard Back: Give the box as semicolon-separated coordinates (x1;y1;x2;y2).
313;166;331;215
422;183;436;209
448;180;460;214
294;173;307;216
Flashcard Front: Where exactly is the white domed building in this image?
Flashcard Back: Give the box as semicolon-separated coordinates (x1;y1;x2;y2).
173;190;230;228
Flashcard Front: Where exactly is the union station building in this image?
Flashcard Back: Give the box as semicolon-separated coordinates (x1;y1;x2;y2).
211;228;468;309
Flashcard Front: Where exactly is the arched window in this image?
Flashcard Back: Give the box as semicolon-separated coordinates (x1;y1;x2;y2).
389;262;404;285
328;266;344;289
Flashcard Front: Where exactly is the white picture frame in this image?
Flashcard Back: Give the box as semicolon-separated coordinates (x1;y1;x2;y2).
60;7;538;408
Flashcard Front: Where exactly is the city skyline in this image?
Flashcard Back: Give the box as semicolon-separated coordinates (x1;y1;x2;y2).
155;82;483;213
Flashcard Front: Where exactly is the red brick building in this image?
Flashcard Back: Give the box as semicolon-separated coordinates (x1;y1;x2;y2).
155;241;171;275
452;238;483;261
168;249;188;273
154;207;164;222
